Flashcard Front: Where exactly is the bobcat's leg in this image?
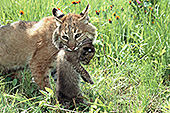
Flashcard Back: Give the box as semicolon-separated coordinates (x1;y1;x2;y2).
29;45;58;89
29;60;50;89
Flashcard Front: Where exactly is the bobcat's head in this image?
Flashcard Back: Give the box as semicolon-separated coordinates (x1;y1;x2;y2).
52;4;97;51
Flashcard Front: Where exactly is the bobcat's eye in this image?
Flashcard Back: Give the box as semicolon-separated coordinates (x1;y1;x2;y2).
75;33;82;40
62;36;69;41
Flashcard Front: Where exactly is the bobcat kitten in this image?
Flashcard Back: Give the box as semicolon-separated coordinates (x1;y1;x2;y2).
51;4;97;104
63;40;95;84
56;48;84;104
56;40;95;104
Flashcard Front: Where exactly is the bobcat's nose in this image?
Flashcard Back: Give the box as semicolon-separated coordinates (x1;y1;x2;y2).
67;46;76;51
69;46;75;50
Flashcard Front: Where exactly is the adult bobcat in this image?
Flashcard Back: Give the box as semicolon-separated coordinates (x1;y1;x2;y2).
0;5;97;89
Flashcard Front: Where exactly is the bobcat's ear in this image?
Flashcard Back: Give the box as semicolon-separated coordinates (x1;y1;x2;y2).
79;4;90;24
52;8;64;24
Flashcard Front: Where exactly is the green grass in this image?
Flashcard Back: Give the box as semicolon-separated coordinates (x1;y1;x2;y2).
0;0;170;112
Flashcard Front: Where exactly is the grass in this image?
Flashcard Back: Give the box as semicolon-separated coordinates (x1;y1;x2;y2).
0;0;170;112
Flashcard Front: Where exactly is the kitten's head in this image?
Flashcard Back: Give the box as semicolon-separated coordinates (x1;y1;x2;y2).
52;4;97;51
78;40;95;65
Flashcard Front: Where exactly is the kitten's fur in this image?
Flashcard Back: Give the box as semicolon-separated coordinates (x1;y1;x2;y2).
62;40;95;84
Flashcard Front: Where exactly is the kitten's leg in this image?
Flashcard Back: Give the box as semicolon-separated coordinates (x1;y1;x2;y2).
72;63;94;84
72;41;95;84
66;52;94;84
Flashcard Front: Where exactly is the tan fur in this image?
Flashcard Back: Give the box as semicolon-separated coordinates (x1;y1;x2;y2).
0;17;58;89
0;6;96;106
0;16;95;88
0;14;96;87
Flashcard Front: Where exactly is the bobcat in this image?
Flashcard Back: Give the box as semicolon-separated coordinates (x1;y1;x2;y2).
0;5;97;90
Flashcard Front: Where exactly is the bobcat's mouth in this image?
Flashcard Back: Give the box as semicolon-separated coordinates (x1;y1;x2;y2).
66;46;79;51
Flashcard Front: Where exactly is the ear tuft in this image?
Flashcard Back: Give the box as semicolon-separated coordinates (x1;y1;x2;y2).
52;8;58;17
52;8;65;19
80;4;90;16
52;8;65;24
79;4;90;23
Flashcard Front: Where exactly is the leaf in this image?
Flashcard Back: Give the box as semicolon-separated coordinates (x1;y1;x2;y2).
95;108;101;113
160;46;166;56
12;79;17;86
45;87;54;96
39;90;48;97
168;64;170;68
39;100;45;107
120;44;128;53
94;96;99;104
31;87;34;93
108;101;114;110
91;105;97;109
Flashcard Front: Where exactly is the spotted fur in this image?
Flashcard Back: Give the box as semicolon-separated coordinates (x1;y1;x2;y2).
0;5;96;90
